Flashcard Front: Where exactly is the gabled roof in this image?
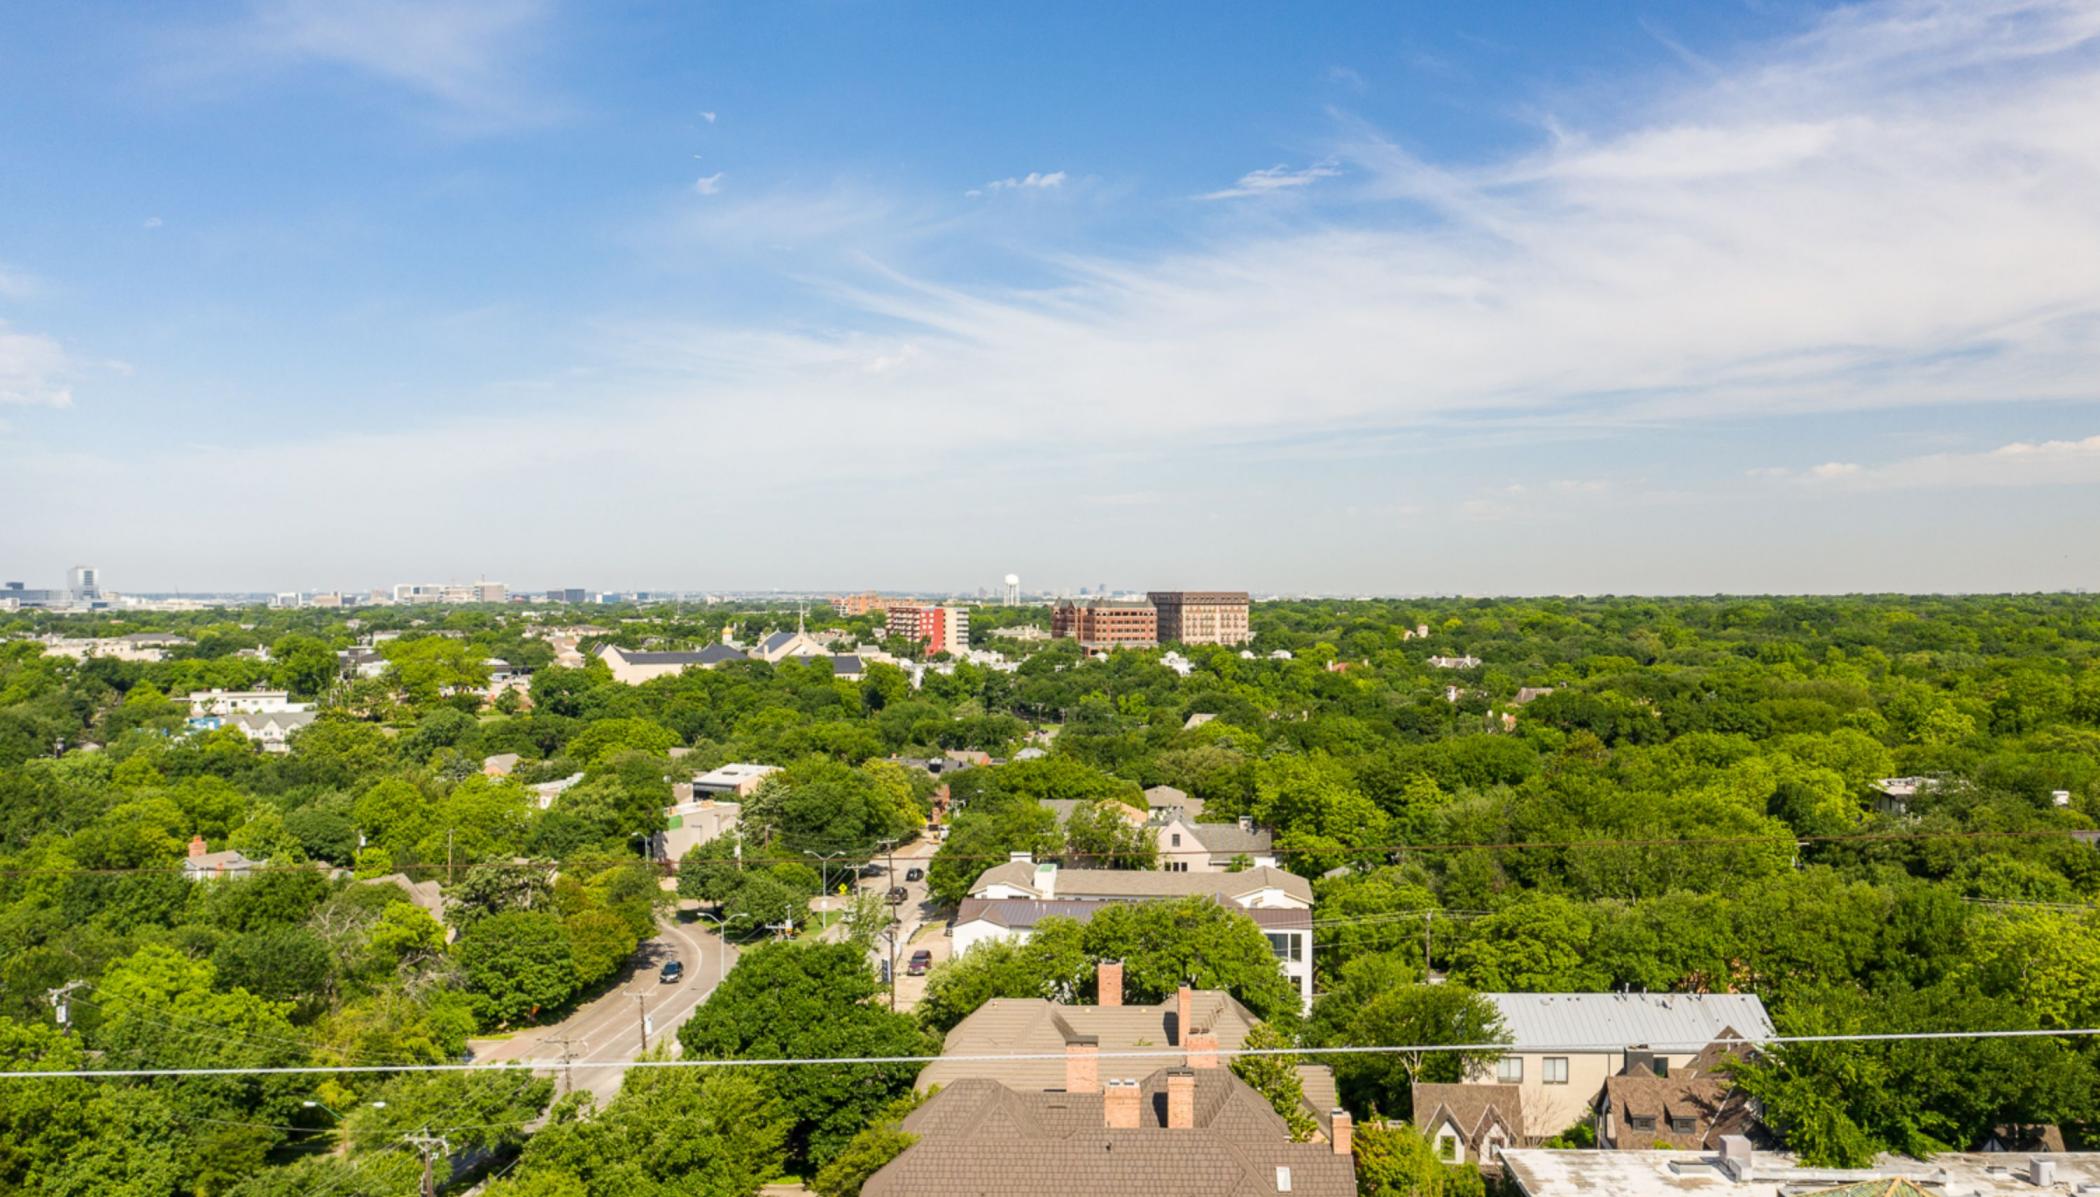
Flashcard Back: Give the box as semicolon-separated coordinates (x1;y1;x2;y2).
1179;821;1274;855
1413;1082;1527;1144
867;1069;1355;1197
603;643;745;666
1482;993;1775;1051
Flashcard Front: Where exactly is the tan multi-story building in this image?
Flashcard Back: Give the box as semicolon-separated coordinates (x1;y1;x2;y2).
830;591;887;616
1147;591;1251;646
1051;598;1157;648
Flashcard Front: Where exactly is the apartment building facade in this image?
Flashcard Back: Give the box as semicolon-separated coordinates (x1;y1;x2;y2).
885;604;970;655
1051;597;1158;647
1148;591;1252;646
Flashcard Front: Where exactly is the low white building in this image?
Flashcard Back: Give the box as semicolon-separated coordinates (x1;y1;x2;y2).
187;689;310;716
1503;1140;2100;1197
656;797;742;864
693;763;781;799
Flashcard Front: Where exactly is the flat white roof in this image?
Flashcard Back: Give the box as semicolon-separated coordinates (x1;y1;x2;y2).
1503;1149;2100;1195
1483;993;1775;1051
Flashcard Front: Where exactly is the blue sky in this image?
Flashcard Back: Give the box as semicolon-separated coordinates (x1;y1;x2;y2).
3;0;2099;595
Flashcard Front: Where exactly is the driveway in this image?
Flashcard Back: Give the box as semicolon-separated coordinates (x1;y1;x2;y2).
468;914;738;1105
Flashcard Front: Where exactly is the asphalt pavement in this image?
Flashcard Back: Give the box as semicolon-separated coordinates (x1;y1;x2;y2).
468;914;738;1105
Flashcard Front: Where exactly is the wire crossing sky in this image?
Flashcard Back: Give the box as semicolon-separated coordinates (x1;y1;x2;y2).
3;0;2099;593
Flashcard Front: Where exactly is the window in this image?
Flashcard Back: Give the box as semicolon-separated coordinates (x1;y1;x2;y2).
1543;1057;1569;1084
1496;1056;1523;1084
1437;1134;1459;1162
1653;1058;1669;1078
1628;1115;1656;1131
1669;1116;1696;1134
1170;833;1182;847
1265;932;1302;962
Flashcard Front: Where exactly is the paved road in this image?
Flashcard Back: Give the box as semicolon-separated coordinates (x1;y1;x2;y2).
469;914;737;1105
857;838;941;1008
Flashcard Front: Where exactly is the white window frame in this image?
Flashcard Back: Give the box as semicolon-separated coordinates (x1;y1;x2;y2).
1496;1056;1523;1084
1543;1056;1569;1084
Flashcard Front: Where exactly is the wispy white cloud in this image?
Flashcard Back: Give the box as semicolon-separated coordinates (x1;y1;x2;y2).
217;0;559;128
692;172;724;196
0;321;73;408
966;170;1067;198
143;216;164;229
1771;434;2100;490
700;110;717;124
1197;160;1341;200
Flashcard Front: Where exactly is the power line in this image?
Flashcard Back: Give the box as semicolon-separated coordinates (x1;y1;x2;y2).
5;1026;2098;1081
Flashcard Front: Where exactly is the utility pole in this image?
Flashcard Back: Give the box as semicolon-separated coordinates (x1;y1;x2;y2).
629;992;649;1052
404;1129;450;1197
1424;911;1433;976
547;1034;582;1094
47;981;85;1034
446;828;456;886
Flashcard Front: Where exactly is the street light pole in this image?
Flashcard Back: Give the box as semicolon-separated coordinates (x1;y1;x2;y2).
803;849;847;905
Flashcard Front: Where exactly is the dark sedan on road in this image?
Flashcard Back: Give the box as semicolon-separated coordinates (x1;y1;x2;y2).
904;867;925;882
659;960;685;983
885;886;909;905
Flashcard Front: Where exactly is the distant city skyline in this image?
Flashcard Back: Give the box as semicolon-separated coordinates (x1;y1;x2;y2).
3;1;2098;593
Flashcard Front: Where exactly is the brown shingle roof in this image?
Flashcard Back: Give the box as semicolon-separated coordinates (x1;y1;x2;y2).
866;1069;1356;1197
1413;1082;1527;1145
1600;1038;1761;1151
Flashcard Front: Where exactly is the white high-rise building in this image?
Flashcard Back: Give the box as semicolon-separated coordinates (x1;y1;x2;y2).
69;566;99;599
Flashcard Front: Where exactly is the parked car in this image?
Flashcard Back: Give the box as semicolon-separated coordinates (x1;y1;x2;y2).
907;949;933;976
860;861;885;877
904;867;925;882
886;886;909;905
659;959;685;984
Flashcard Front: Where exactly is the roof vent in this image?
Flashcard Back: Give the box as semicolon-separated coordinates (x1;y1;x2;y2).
2033;1158;2058;1186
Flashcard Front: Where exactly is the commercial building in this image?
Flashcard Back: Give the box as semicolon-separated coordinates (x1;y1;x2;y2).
884;604;970;655
1502;1139;2100;1196
1148;591;1251;646
692;762;780;798
1051;597;1158;648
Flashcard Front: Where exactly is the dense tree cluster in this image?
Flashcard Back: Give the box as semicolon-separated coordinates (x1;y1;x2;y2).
2;593;2099;1189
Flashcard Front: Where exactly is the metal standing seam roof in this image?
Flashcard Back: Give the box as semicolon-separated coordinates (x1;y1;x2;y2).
968;861;1314;905
1483;993;1776;1051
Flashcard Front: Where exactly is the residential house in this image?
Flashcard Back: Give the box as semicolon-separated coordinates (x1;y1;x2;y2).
1514;687;1557;705
527;772;583;810
1040;798;1151;832
1155;811;1276;873
192;709;317;752
1873;776;1937;817
1428;655;1483;669
482;753;521;778
1500;1138;2100;1196
1414;1083;1527;1167
961;861;1314;1007
1597;1039;1762;1151
874;980;1353;1197
338;647;388;679
182;836;258;880
596;642;746;684
1145;784;1205;820
1467;993;1775;1139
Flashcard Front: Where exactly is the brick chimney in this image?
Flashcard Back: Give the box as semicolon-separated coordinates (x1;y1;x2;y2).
1176;984;1193;1045
187;835;207;859
1103;1078;1141;1129
1166;1069;1196;1129
1187;1030;1220;1069
1097;959;1123;1007
1065;1036;1099;1094
1331;1109;1352;1156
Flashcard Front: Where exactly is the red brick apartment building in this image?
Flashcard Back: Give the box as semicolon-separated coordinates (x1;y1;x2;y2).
1051;598;1158;647
885;604;970;655
1148;591;1252;646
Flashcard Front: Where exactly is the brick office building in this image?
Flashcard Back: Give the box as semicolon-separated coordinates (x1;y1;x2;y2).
1148;591;1252;646
1051;598;1158;648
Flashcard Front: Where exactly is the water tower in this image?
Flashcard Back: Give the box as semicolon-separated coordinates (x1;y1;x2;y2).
1003;573;1021;605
